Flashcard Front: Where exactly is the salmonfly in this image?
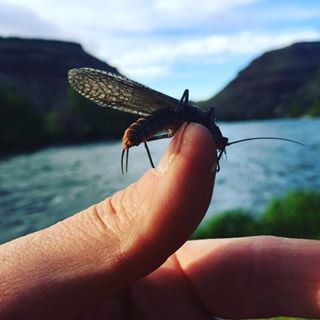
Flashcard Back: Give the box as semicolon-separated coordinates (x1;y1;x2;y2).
68;68;303;173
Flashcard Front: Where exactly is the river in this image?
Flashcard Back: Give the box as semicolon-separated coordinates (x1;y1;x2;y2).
0;118;319;243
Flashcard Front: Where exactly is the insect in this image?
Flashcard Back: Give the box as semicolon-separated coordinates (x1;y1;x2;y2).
68;67;303;173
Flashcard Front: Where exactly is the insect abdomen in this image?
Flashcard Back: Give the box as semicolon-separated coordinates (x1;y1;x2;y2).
122;109;180;150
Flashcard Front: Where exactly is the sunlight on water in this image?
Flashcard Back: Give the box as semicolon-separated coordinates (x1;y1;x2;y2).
0;118;319;243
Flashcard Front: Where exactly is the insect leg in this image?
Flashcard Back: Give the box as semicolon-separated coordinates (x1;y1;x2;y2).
176;89;189;112
216;148;226;172
146;133;171;142
143;141;155;168
208;107;216;123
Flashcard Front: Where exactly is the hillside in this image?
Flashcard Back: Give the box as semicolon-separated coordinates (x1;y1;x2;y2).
0;37;136;151
1;38;319;151
200;42;320;120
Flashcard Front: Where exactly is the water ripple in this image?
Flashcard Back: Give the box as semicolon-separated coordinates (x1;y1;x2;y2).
1;119;319;243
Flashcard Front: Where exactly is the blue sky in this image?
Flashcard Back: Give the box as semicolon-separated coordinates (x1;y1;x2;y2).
1;0;320;101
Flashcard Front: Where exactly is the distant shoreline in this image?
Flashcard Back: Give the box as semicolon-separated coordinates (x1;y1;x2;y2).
2;116;319;160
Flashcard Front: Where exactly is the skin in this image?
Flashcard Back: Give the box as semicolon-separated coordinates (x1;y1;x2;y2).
0;123;320;319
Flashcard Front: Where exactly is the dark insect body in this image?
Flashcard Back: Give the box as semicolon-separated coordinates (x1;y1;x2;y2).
121;95;229;172
68;67;302;173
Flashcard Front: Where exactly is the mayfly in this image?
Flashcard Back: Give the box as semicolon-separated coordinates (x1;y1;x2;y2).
68;67;303;173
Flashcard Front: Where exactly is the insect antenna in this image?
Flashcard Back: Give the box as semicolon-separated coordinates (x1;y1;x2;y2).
126;148;129;173
215;137;304;172
121;149;125;174
227;137;304;146
121;148;130;174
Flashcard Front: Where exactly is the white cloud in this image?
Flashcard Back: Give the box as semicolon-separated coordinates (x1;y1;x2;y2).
0;1;61;38
4;0;261;34
154;0;260;17
255;6;320;21
150;0;262;28
1;0;320;94
121;65;170;78
110;29;320;77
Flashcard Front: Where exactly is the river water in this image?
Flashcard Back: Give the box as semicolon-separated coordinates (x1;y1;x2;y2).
0;118;319;243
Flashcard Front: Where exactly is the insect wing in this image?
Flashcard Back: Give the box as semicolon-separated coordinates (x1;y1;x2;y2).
68;68;180;116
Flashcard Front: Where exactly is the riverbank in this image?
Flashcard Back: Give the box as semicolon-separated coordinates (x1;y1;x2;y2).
193;190;320;240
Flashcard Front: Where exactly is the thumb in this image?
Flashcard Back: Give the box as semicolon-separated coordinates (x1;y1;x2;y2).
0;123;216;319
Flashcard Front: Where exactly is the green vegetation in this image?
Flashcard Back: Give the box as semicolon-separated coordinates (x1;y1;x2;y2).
287;100;320;118
286;105;304;118
44;111;65;140
193;190;320;240
192;209;258;239
0;86;137;151
0;86;46;149
261;190;320;238
67;88;137;139
306;100;320;117
1;79;319;152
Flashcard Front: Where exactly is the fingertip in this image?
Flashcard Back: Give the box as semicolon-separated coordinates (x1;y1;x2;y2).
181;122;217;156
156;122;217;175
142;122;217;244
179;122;217;171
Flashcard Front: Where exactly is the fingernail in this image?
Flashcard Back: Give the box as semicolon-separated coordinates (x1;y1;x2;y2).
156;123;197;173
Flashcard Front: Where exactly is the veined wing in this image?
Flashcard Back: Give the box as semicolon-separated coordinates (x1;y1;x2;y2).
68;67;180;116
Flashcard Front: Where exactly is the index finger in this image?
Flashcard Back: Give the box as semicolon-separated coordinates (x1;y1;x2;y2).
176;236;320;319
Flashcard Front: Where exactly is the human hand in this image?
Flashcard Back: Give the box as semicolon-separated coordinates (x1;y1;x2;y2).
1;123;320;319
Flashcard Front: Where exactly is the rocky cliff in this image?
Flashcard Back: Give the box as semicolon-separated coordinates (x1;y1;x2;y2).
0;37;117;114
0;37;135;150
200;42;320;120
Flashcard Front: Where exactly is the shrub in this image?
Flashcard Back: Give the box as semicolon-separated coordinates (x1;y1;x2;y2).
0;86;45;148
262;190;320;239
192;209;260;239
306;100;320;117
193;190;320;240
67;88;137;139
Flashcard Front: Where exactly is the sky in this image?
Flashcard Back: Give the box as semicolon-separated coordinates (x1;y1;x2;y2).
1;0;320;101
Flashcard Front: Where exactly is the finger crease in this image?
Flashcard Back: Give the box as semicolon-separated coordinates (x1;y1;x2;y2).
91;203;110;235
172;252;212;317
108;196;117;215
